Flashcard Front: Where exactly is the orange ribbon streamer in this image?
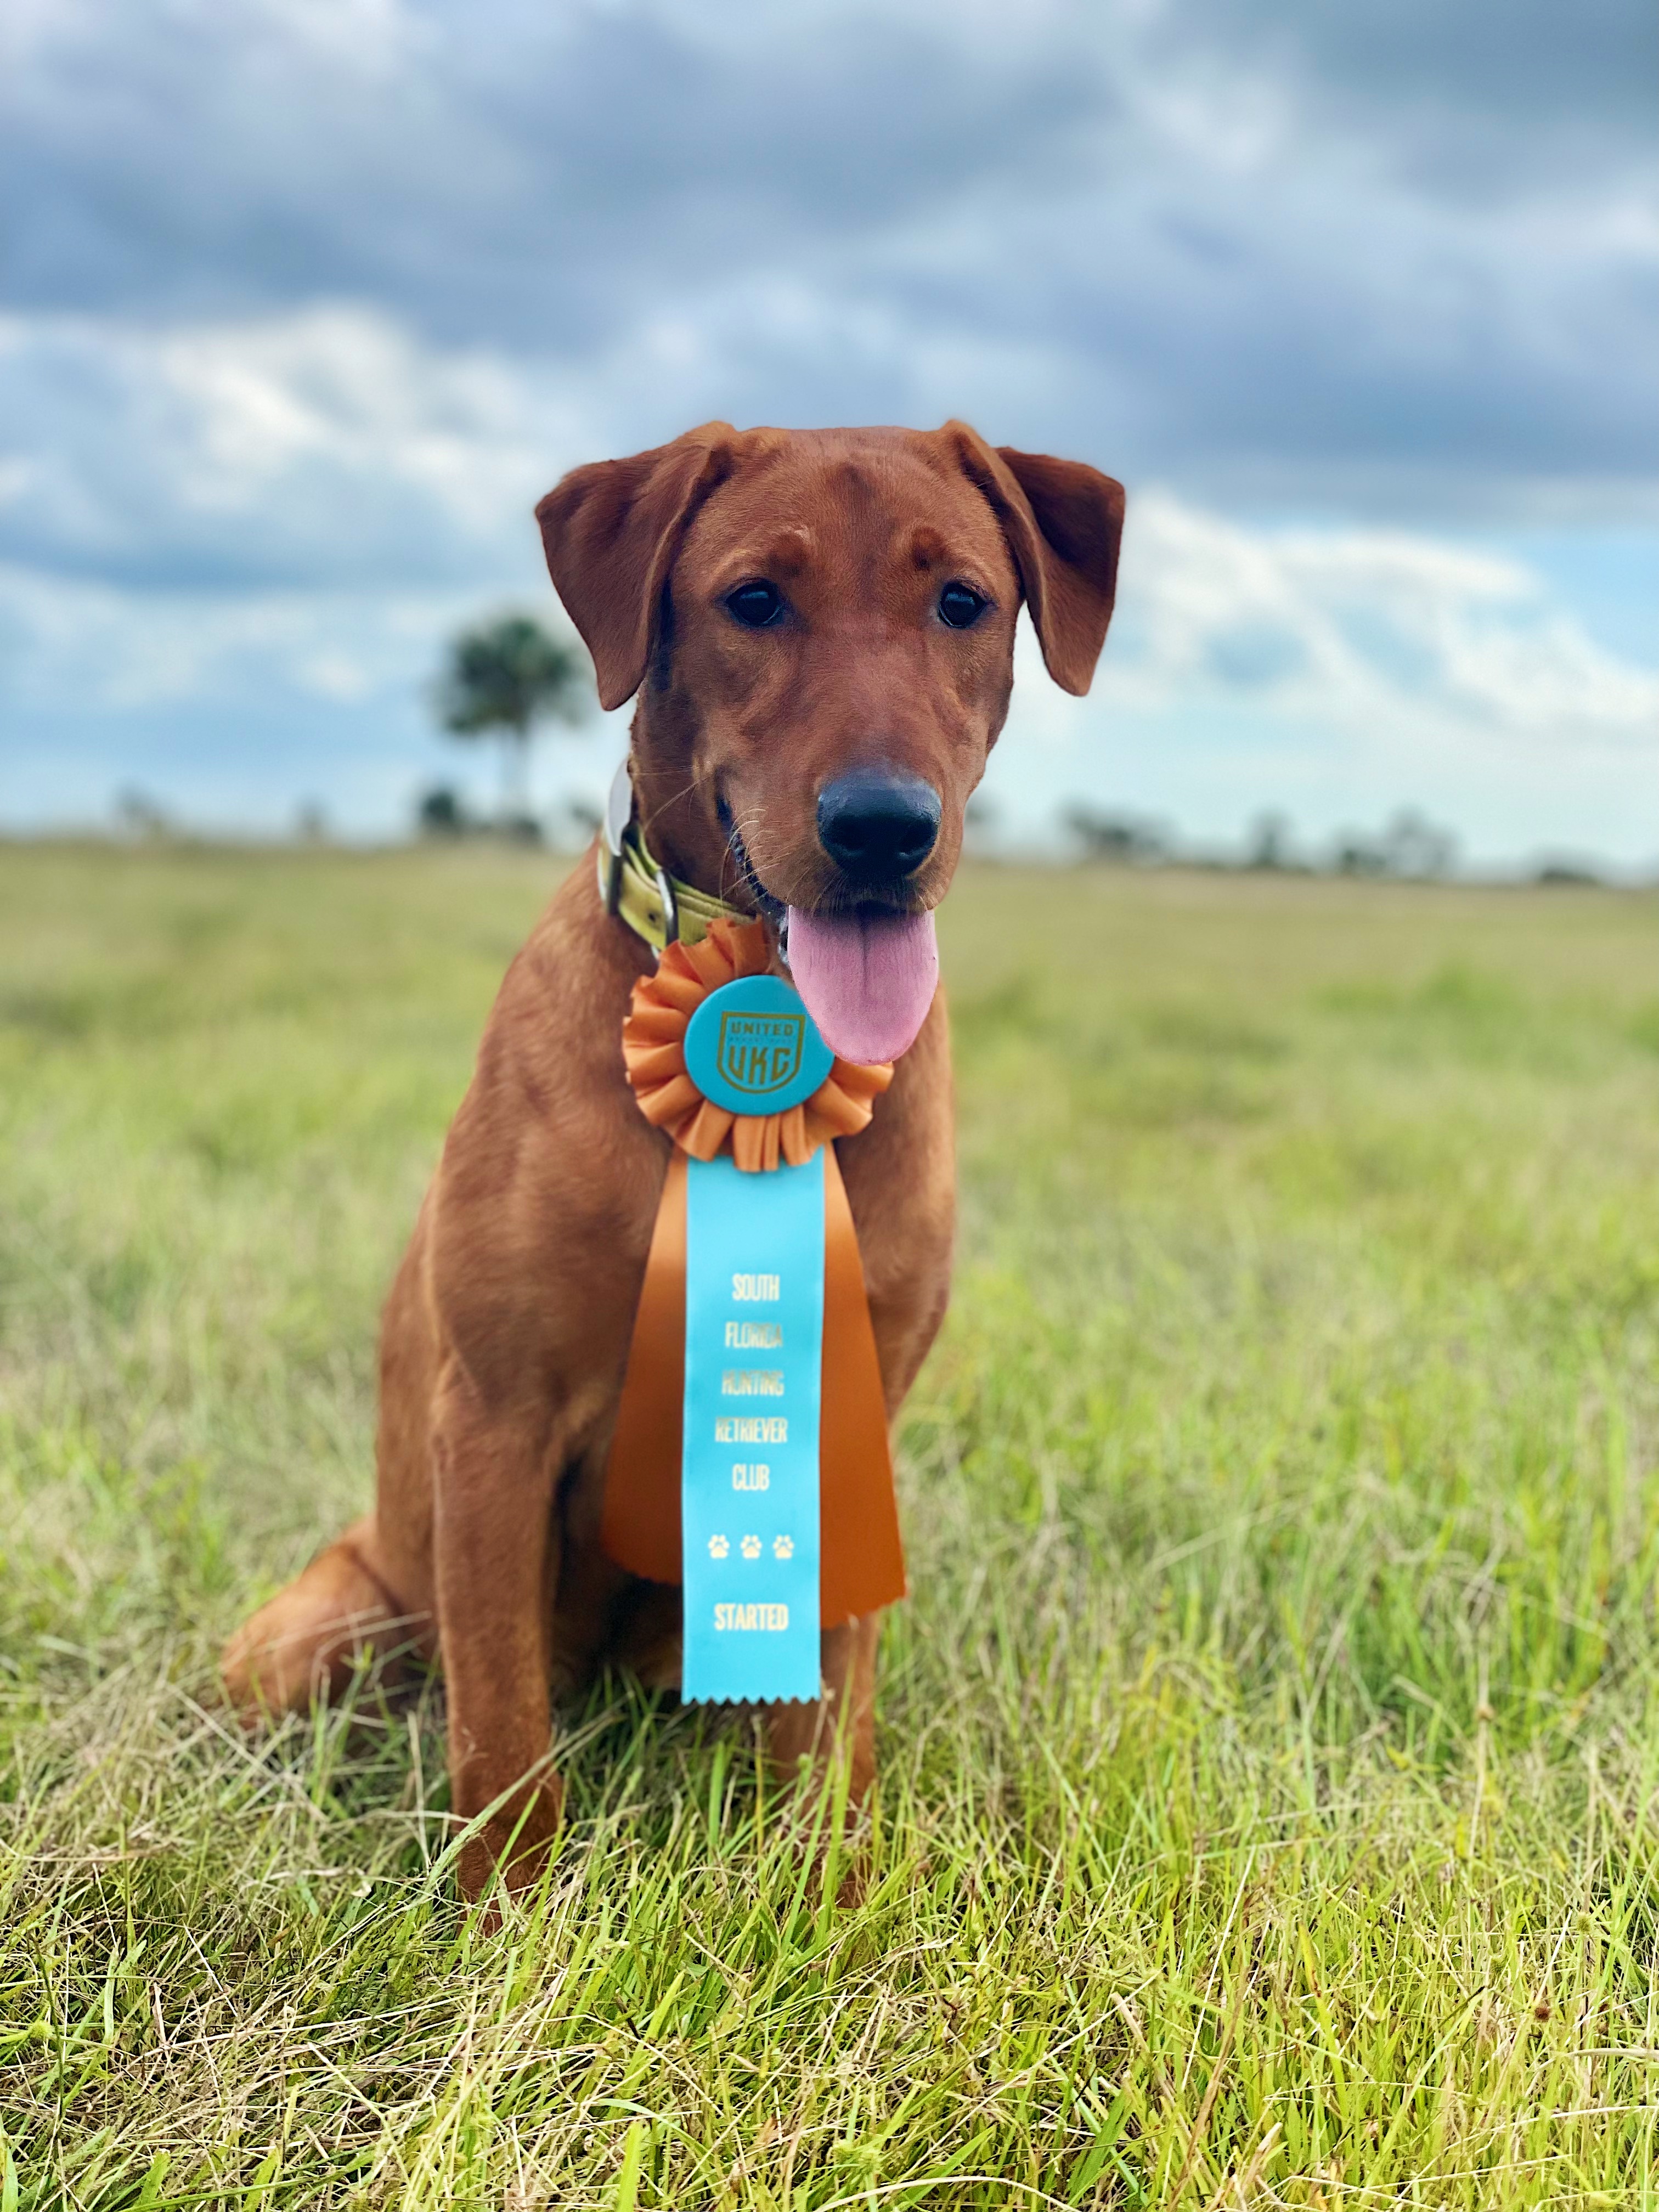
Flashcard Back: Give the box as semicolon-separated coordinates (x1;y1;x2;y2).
601;919;907;1628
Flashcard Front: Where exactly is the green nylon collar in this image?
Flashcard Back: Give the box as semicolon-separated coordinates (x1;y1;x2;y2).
597;812;747;953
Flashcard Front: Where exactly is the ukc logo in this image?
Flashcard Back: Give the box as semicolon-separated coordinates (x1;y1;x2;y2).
716;1009;805;1097
683;972;836;1115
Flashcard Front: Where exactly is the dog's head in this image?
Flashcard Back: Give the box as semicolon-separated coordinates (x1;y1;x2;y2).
538;422;1123;1060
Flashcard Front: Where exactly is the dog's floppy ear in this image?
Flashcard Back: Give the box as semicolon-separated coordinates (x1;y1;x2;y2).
945;423;1125;696
536;423;738;710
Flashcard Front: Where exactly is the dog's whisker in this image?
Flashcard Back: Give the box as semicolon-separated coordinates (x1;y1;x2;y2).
722;811;786;921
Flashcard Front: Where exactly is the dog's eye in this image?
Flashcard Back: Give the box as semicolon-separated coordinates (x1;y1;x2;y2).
938;580;988;630
725;580;788;629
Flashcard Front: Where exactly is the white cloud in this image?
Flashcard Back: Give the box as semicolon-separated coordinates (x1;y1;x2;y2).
0;562;471;712
3;0;1650;857
3;461;1653;860
0;284;1651;860
984;493;1659;864
1102;494;1659;744
4;0;1652;514
0;306;580;587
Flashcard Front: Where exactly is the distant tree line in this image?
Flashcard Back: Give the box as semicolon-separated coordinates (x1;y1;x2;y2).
1058;802;1471;880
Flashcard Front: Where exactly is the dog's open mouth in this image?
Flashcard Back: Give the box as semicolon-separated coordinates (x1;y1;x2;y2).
721;808;939;1065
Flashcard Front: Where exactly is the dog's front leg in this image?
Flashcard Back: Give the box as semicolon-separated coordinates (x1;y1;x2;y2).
764;1612;880;1810
432;1358;563;1904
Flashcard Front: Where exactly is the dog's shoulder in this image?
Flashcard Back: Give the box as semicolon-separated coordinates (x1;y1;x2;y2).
423;857;670;1363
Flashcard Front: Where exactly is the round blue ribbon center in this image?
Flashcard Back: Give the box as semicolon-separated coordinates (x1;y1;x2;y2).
684;973;835;1115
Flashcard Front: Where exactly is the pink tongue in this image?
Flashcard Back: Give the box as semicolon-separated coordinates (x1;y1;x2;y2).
786;907;939;1065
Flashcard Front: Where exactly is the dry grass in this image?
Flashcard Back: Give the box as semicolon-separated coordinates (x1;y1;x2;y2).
2;842;1658;2207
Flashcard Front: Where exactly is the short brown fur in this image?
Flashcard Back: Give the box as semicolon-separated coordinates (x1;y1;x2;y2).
222;421;1124;1901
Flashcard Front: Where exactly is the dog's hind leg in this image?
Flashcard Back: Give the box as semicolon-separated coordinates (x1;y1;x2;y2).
220;1515;428;1720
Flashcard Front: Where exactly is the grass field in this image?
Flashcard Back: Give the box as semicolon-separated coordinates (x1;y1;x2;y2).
2;841;1658;2209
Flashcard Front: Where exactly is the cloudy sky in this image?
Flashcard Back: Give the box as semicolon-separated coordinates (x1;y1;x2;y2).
3;0;1656;864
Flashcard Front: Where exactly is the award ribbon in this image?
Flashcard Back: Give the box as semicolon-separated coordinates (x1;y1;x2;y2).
682;1151;823;1702
601;917;907;1704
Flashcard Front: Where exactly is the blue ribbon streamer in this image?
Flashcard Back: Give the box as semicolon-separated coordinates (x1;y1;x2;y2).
680;1149;825;1703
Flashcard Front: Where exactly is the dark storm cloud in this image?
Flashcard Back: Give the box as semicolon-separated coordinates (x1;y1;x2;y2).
1189;0;1658;154
2;0;1654;572
4;6;1103;344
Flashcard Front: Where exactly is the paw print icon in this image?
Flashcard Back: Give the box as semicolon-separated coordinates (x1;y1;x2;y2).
772;1534;794;1561
707;1534;729;1559
740;1534;763;1560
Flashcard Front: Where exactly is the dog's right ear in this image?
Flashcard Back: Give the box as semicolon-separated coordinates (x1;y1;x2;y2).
536;424;739;711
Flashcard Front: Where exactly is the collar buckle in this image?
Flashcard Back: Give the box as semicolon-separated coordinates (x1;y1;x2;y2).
653;863;679;947
600;757;632;917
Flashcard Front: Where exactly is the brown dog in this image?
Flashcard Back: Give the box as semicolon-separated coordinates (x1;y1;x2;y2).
222;421;1124;1900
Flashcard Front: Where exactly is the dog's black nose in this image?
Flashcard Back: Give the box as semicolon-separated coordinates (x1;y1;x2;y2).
816;772;941;883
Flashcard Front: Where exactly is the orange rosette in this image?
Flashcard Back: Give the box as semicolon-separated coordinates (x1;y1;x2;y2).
622;916;892;1172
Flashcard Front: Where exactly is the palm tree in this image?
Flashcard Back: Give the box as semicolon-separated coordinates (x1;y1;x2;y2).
435;614;594;829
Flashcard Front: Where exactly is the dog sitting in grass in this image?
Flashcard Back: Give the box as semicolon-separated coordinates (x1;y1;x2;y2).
223;421;1124;1902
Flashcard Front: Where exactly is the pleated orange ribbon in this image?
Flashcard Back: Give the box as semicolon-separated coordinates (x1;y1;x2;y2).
601;917;907;1627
